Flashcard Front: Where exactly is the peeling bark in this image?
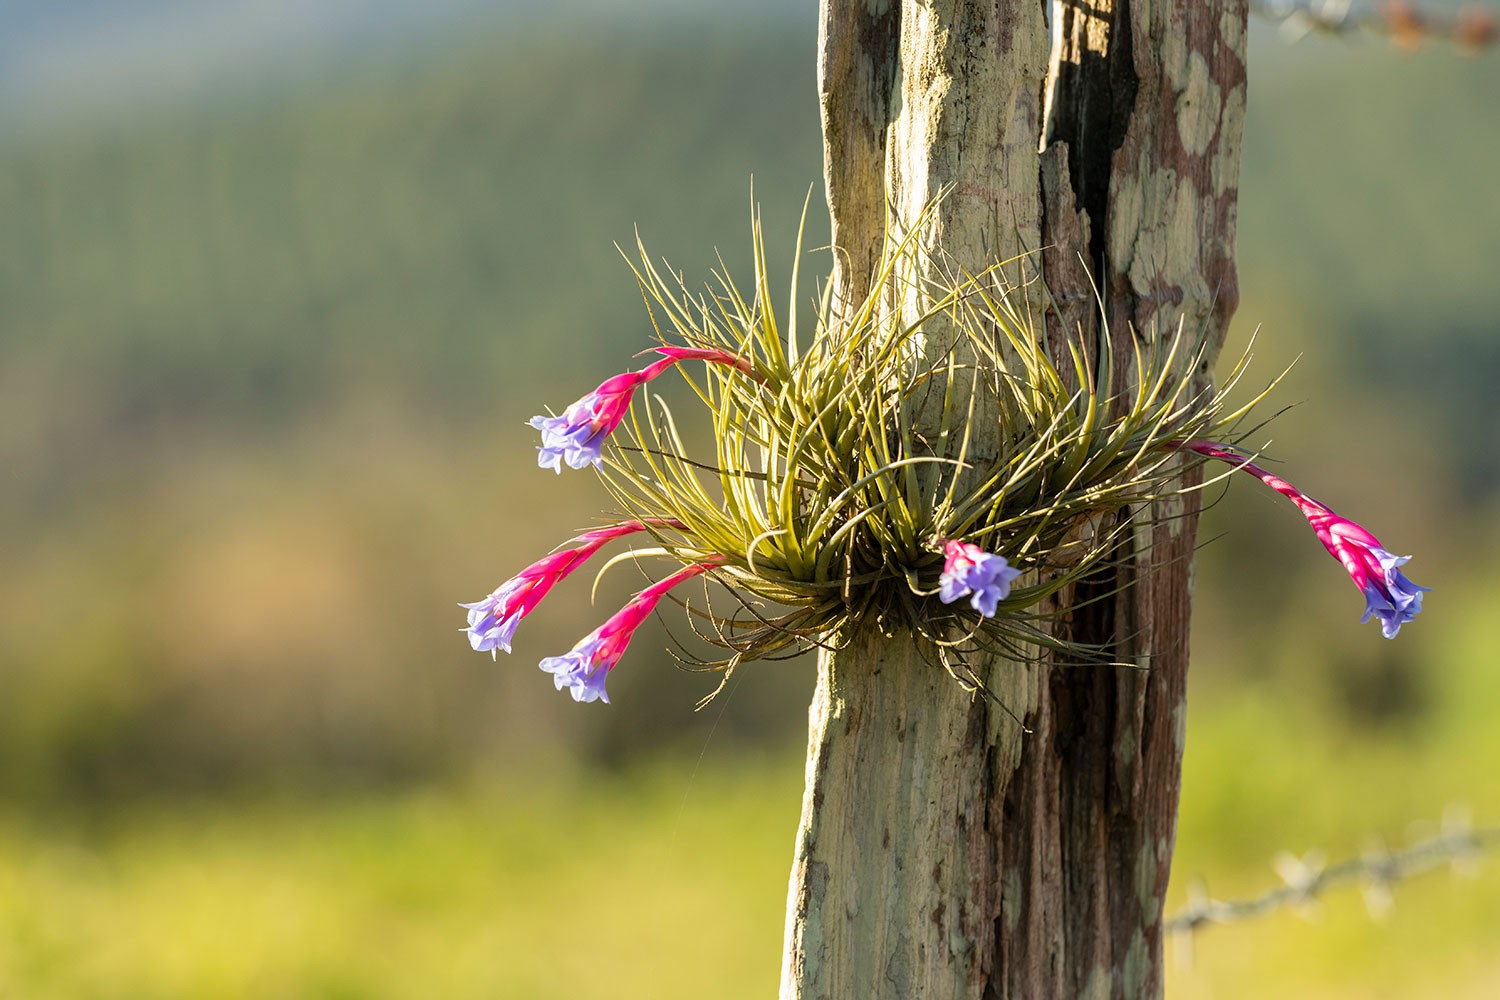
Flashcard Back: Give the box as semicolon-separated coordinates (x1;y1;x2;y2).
781;2;1248;998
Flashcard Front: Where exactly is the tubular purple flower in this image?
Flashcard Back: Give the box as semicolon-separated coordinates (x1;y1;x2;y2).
538;635;611;704
530;347;758;472
1179;440;1430;638
530;394;615;472
538;557;725;704
459;518;686;657
460;581;525;655
937;540;1021;618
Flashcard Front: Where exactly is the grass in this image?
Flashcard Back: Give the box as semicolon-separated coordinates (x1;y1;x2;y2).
5;619;1500;1000
0;758;802;999
3;574;1498;998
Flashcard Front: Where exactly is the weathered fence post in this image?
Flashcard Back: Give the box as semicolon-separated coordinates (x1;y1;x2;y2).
780;3;1247;997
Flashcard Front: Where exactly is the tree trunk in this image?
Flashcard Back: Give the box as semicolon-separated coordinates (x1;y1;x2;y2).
780;3;1247;998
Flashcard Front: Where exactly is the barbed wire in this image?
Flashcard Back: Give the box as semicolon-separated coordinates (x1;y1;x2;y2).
1252;0;1499;51
1166;806;1500;950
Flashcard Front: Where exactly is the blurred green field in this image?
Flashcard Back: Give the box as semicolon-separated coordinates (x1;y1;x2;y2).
5;572;1500;998
5;635;1500;1000
0;758;799;999
2;5;1499;997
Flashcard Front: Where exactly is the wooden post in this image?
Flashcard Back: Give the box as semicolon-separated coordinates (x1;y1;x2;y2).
780;3;1247;997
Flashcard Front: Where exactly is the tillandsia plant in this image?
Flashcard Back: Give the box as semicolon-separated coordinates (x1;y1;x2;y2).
460;197;1427;705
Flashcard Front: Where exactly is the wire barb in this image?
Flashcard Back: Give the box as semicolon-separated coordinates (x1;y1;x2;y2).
1166;809;1500;940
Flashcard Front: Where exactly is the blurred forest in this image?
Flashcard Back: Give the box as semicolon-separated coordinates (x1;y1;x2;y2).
2;3;1499;998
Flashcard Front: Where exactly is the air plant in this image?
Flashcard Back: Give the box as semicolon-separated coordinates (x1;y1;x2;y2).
459;195;1424;704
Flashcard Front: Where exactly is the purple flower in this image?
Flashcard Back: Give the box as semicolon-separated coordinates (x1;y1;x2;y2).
1180;441;1430;638
536;558;725;705
459;519;686;658
938;540;1021;618
530;347;759;473
1356;547;1428;639
530;394;614;472
539;635;611;704
460;582;524;655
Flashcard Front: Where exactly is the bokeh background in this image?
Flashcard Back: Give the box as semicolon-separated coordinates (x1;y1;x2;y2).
3;2;1499;997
